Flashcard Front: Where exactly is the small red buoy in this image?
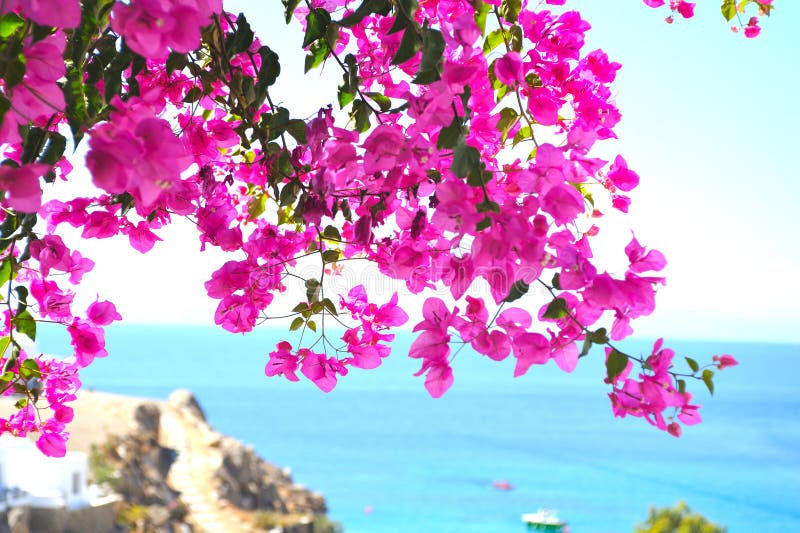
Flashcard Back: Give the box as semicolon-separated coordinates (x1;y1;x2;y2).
492;480;513;491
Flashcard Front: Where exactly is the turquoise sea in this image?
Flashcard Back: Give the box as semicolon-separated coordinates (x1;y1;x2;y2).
37;325;800;532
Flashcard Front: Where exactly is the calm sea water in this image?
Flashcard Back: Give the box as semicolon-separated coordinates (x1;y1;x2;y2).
36;325;800;532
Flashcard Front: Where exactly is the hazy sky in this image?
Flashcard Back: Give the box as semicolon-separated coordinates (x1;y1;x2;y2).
62;1;799;343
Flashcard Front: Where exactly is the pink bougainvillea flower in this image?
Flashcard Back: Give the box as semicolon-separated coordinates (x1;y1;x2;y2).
265;341;300;382
68;320;108;367
0;164;47;213
495;52;524;87
713;354;738;370
87;300;122;326
22;0;81;28
607;155;639;192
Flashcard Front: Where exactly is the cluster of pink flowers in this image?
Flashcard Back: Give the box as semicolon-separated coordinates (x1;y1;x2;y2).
0;0;755;454
643;0;773;36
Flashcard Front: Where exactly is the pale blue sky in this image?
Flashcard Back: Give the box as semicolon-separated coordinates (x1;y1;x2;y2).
66;1;799;343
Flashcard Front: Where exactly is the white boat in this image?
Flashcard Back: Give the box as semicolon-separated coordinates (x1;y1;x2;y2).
521;509;568;532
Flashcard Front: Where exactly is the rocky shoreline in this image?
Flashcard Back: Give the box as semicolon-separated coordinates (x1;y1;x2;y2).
65;389;333;533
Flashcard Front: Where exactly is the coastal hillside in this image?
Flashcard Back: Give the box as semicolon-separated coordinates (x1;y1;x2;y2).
67;389;335;532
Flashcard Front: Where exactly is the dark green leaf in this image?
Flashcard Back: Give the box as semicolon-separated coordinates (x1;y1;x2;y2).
339;0;391;27
282;0;302;23
303;8;331;48
226;14;254;56
322;249;340;263
38;132;67;168
588;328;609;345
389;0;418;33
365;92;392;112
702;369;715;395
504;280;529;303
286;119;307;144
305;278;321;303
165;52;188;74
307;320;317;332
321;297;338;316
247;193;267;220
4;57;26;90
476;216;491;231
606;349;629;381
580;337;593;357
15;398;27;409
685;357;700;373
323;225;341;240
392;27;421;65
290;316;304;331
183;87;202;103
542;297;567;319
677;379;687;394
452;140;480;179
551;272;561;290
414;27;445;84
256;46;280;89
437;116;462;150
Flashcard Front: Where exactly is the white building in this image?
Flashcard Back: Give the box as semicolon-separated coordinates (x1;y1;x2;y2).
0;434;89;511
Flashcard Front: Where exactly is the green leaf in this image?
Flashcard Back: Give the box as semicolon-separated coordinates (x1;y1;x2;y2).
0;257;14;285
588;328;609;345
702;369;715;395
39;133;67;166
542;297;567;320
452;140;480;179
473;1;491;35
365;92;392;112
307;320;317;333
498;0;522;23
256;46;281;88
496;107;518;142
20;358;41;379
414;27;445;84
338;87;355;109
282;0;302;23
322;249;340;263
0;13;24;38
392;27;421;65
286;119;307;144
0;337;9;359
350;99;371;133
339;0;391;27
721;0;737;21
389;0;418;33
685;357;700;373
303;8;331;48
551;272;561;290
322;225;341;241
606;349;629;381
321;297;338;316
305;40;330;72
305;278;321;303
483;28;505;55
437;116;463;150
15;398;27;409
580;337;593;357
512;125;531;147
247;193;267;220
14;309;36;341
677;378;687;394
290;316;304;331
227;13;254;56
504;280;529;303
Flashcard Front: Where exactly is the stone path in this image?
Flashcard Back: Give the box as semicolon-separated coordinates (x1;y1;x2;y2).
161;410;246;533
